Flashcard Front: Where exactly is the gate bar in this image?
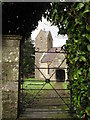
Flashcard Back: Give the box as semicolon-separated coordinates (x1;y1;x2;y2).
49;82;70;109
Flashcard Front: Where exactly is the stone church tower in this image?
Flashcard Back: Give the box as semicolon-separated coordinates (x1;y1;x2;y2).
35;29;53;80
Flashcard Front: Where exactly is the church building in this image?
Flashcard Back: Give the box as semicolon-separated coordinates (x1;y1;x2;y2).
35;29;67;82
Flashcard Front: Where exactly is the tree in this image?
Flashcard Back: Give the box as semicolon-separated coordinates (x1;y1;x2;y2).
21;38;35;78
46;2;90;118
2;2;51;40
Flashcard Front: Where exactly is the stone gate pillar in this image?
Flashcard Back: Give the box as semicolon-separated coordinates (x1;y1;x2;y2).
2;35;21;119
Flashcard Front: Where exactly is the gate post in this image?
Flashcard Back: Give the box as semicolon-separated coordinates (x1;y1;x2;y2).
2;35;21;119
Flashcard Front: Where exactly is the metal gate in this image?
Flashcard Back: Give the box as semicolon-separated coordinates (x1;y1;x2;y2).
18;45;75;119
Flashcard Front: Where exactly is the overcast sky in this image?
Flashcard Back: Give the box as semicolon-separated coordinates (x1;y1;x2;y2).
31;17;68;47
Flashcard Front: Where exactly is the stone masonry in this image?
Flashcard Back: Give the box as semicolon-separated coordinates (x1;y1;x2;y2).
35;30;67;81
2;35;21;119
35;29;53;80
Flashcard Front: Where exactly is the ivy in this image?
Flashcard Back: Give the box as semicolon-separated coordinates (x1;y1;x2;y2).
46;2;90;119
76;3;84;11
87;44;90;51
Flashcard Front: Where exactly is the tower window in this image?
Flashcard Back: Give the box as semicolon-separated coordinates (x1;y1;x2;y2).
40;37;42;40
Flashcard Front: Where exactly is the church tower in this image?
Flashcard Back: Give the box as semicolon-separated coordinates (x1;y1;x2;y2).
35;29;53;80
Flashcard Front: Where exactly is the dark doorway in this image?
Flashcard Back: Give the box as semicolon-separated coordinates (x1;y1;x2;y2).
56;69;65;82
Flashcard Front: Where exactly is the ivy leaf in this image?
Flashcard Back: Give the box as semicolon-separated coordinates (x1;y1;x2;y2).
86;107;90;116
80;56;87;62
88;72;90;79
86;34;90;41
74;56;79;62
80;76;84;82
87;44;90;51
77;70;82;75
76;3;84;11
74;39;78;43
86;25;90;31
51;9;57;21
60;16;63;22
82;9;90;16
55;14;58;21
73;74;77;80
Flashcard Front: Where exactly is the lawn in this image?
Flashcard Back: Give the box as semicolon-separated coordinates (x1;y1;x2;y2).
22;77;69;90
20;78;70;110
22;78;56;90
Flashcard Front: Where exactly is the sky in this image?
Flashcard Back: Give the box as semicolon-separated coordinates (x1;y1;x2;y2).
31;17;68;47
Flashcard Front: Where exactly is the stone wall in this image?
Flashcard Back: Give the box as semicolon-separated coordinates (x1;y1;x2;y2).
0;36;2;120
2;35;21;119
49;50;67;81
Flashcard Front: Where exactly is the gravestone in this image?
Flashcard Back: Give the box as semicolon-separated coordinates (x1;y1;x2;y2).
2;35;21;119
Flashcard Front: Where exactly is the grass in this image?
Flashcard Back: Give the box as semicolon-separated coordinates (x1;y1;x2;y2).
20;78;70;109
21;78;69;96
23;78;69;88
22;78;56;90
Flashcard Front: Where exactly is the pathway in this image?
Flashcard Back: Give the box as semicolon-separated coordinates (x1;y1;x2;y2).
19;82;75;119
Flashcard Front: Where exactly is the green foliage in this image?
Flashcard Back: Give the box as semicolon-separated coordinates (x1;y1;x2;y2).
21;38;35;78
46;2;90;118
2;2;50;40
